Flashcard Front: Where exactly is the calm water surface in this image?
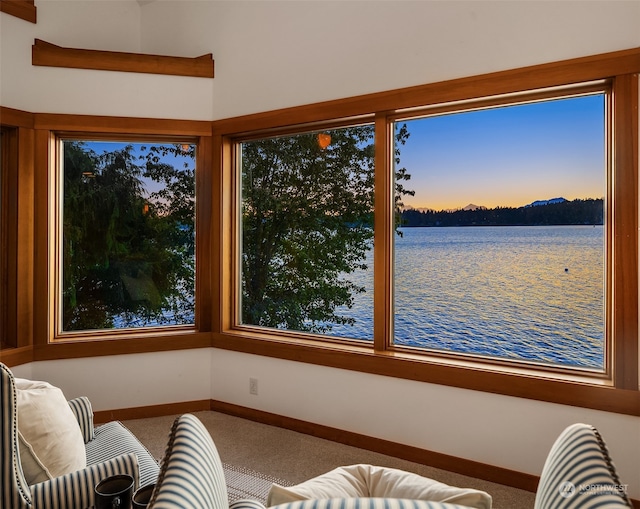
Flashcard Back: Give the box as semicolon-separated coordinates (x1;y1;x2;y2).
326;225;604;369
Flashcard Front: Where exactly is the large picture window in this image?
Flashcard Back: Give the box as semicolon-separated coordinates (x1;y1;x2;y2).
239;125;378;340
58;139;196;332
224;65;637;403
393;93;607;370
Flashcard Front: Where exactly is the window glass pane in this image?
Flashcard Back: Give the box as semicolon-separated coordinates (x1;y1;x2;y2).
61;140;196;331
240;126;376;340
394;95;606;369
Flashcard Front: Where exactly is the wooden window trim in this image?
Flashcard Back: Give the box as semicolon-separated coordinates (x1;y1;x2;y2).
1;49;638;417
214;48;640;416
30;115;213;357
0;0;36;23
31;39;215;78
1;107;35;360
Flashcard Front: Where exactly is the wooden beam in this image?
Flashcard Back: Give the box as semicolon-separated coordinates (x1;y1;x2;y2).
32;39;214;78
0;0;36;23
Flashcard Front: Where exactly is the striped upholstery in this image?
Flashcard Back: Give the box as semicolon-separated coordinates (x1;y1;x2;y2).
1;362;32;509
149;413;230;509
30;452;139;509
67;396;95;443
1;362;160;509
534;423;632;508
268;498;473;509
87;421;160;488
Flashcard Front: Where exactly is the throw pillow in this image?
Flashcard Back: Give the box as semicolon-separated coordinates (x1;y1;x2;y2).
15;377;87;484
17;430;52;484
266;464;492;509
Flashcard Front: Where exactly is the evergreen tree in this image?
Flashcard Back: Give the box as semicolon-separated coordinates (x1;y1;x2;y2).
62;142;195;330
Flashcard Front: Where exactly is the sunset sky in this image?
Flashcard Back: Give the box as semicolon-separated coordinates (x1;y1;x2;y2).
395;94;606;211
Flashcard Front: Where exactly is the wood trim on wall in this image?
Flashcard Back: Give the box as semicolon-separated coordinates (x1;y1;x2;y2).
1;107;36;356
34;335;212;361
210;400;540;493
1;106;35;128
32;39;215;78
0;345;33;365
93;399;211;424
613;73;640;389
33;113;212;136
0;0;36;23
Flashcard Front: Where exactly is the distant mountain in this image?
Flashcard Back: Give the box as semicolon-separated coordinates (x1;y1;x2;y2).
462;203;486;211
525;197;567;208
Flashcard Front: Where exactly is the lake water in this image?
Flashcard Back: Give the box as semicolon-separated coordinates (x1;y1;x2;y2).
324;225;605;369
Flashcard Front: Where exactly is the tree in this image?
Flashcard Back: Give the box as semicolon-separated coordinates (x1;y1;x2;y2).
241;125;412;333
62;141;195;330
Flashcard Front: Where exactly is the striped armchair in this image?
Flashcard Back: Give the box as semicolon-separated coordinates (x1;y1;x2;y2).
534;423;632;508
149;414;478;509
148;413;263;509
1;362;160;509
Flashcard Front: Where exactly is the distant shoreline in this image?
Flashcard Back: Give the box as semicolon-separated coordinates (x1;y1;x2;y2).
400;198;603;228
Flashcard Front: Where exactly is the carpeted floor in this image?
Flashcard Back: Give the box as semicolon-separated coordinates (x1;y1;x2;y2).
122;410;535;509
223;463;293;503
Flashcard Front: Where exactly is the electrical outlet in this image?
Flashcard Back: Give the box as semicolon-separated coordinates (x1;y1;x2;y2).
249;377;258;395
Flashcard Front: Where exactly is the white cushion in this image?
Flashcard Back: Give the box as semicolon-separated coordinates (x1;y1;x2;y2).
267;464;492;509
15;377;87;483
17;430;52;484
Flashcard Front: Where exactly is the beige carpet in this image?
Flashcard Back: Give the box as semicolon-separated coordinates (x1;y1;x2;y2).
122;410;535;509
223;463;293;503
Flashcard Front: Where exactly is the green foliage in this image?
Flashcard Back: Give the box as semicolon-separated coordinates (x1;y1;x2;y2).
62;141;195;331
241;125;412;333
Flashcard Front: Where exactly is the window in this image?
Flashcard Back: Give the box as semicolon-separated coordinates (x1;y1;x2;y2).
239;125;376;341
57;139;196;333
392;93;607;371
233;89;613;373
219;49;639;411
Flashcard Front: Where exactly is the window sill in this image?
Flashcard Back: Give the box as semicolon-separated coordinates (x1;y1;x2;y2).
37;331;211;361
0;345;34;367
212;329;640;417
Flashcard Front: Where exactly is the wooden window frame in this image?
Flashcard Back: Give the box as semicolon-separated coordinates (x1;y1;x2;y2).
0;107;35;366
0;48;638;416
213;48;640;416
31;115;214;360
0;127;12;350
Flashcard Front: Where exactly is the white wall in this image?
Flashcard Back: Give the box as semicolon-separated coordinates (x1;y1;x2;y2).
11;349;211;410
210;350;640;495
0;0;213;119
141;0;640;119
2;0;640;499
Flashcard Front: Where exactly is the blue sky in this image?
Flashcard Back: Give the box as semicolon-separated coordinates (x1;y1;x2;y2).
395;94;606;211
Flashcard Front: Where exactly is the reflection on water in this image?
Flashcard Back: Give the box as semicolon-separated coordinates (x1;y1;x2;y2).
327;225;604;369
